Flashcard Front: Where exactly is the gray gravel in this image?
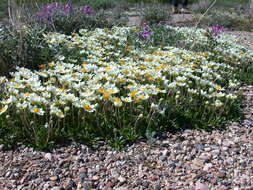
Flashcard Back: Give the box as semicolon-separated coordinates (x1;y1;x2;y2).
0;85;253;190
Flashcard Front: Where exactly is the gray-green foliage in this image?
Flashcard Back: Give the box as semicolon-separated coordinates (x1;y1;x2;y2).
0;24;53;76
141;4;171;24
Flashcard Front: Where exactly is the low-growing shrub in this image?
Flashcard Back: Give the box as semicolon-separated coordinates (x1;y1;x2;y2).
141;4;171;24
32;2;129;34
0;24;54;76
34;2;113;34
0;0;8;19
0;25;252;150
200;9;253;31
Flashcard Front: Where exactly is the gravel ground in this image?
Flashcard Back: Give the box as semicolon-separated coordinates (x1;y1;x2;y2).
0;85;253;190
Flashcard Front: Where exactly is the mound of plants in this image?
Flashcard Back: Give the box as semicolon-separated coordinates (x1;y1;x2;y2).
34;2;127;34
140;4;171;24
200;9;253;31
0;24;54;77
0;24;252;150
0;1;128;77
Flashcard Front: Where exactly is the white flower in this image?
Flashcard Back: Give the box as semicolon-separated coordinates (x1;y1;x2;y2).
0;105;8;115
30;106;45;116
214;100;223;108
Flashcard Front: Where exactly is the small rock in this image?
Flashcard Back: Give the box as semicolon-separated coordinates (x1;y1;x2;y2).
54;168;62;175
58;159;68;167
149;175;158;181
159;156;167;161
5;171;11;178
162;149;169;156
106;182;114;188
195;183;209;190
51;187;63;190
44;153;52;161
218;186;229;190
79;173;88;180
118;176;126;183
192;158;204;167
17;185;26;190
92;175;100;181
199;153;212;162
0;144;4;151
114;187;128;190
217;171;226;178
27;172;38;181
162;140;170;145
82;183;91;190
203;163;213;171
195;144;204;150
65;180;77;190
142;181;149;188
154;182;161;190
50;176;59;181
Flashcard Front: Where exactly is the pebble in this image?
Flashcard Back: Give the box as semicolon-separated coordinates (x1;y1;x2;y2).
203;163;213;171
79;173;88;180
118;176;126;183
154;182;161;190
217;171;226;178
44;153;52;161
114;187;128;190
195;183;209;190
5;171;11;178
92;175;100;181
82;183;91;190
51;187;63;190
50;176;59;181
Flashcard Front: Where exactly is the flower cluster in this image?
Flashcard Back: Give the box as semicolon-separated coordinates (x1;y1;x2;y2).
209;24;224;37
0;26;252;137
80;6;93;15
36;2;93;22
139;23;153;38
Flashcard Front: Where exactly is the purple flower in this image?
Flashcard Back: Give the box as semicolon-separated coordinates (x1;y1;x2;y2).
63;2;73;14
139;23;153;38
36;2;75;22
44;2;60;13
80;6;93;15
209;24;224;37
139;31;153;38
36;2;62;21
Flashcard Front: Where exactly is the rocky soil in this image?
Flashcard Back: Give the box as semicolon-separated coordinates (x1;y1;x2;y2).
0;85;253;190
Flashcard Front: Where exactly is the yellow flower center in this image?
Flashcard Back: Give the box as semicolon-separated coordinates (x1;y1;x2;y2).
215;85;222;90
24;93;31;97
103;93;110;99
113;97;121;102
32;107;40;113
130;90;138;97
80;68;88;72
48;62;55;67
83;104;92;111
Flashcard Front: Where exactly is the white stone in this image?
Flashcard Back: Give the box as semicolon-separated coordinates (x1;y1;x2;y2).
44;153;52;161
203;163;213;171
195;183;209;190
